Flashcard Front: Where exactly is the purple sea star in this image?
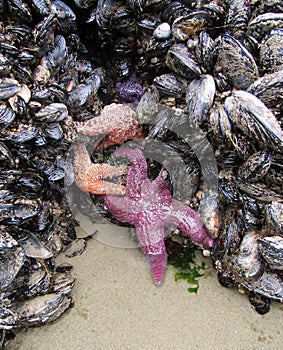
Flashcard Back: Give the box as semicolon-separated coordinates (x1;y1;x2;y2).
103;147;214;285
116;75;144;104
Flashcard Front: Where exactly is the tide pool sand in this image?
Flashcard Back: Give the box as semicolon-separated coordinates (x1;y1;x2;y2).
7;224;282;350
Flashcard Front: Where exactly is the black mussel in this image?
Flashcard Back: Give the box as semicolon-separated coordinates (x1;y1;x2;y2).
248;293;271;315
8;227;53;259
266;201;283;233
185;75;215;124
0;78;21;100
224;91;283;149
5;0;33;23
0;103;15;127
260;28;283;74
258;236;283;271
0;229;25;292
34;103;68;122
126;0;145;13
166;44;201;80
29;0;51;16
213;34;258;90
44;123;64;140
0;54;12;76
0;202;40;225
225;0;251;39
195;30;215;73
0;124;39;143
154;73;186;98
238;150;272;182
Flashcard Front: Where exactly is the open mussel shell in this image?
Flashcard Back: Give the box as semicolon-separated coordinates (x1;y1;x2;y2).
15;229;53;259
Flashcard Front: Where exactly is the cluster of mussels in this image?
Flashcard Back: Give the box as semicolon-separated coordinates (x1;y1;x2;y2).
0;0;283;346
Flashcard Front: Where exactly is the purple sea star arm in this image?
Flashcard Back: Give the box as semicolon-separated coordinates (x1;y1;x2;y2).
151;167;172;204
103;195;138;225
114;147;148;200
166;199;214;247
136;226;167;285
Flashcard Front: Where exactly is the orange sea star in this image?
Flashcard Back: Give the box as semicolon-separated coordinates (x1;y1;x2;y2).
73;143;127;195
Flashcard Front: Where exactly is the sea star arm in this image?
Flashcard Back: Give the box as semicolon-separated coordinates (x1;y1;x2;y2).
114;147;148;199
74;143;127;195
74;104;140;136
97;121;143;150
165;199;214;247
136;226;168;286
103;195;138;224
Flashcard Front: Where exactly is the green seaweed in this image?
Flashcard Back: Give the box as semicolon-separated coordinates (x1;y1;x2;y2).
168;246;206;294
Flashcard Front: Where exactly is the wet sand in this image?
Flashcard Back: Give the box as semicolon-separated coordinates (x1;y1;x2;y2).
7;223;283;350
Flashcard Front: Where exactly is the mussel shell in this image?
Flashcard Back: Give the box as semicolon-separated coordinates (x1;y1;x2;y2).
0;78;21;99
241;270;283;302
50;0;76;21
44;123;64;140
238;150;272;182
34;103;68;122
195;30;215;73
154;73;186;98
185;74;215;124
171;11;212;42
232;231;264;280
258;236;283;270
247;13;283;41
14;229;53;259
1;124;39;143
166;44;201;79
0;203;40;224
213;34;258;90
6;0;33;23
266;201;283;233
224;90;283;149
0;54;12;76
0;228;25;291
29;0;51;16
0;104;15;127
260;28;283;74
43;35;67;70
15;293;72;327
247;70;283;116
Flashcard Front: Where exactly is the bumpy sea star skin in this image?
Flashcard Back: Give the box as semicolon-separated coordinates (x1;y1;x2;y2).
116;75;144;104
74;103;143;149
73;143;127;195
103;147;214;285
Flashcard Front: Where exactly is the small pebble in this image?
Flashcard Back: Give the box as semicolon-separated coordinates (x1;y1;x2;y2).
153;22;171;40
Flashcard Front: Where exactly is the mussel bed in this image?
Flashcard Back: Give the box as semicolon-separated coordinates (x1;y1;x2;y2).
0;0;283;347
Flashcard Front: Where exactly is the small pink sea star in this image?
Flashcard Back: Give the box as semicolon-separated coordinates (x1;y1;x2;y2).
103;147;214;285
74;103;143;150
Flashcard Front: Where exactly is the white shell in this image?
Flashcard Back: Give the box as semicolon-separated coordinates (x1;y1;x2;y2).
153;23;171;40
